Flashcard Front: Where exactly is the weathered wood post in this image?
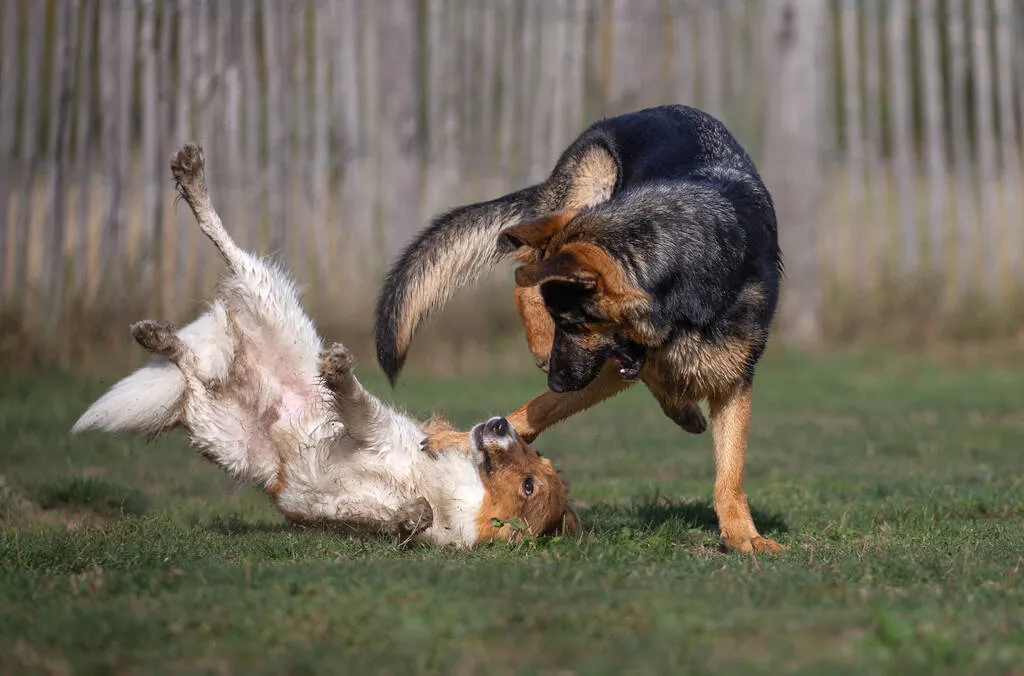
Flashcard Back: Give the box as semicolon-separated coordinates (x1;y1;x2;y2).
761;0;828;348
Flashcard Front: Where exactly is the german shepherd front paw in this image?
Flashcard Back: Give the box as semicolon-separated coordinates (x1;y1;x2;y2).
665;400;707;435
722;533;786;554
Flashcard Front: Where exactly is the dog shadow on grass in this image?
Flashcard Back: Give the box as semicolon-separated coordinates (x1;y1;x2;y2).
582;496;789;537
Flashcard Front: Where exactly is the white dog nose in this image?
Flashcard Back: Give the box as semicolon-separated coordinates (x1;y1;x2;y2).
485;417;509;437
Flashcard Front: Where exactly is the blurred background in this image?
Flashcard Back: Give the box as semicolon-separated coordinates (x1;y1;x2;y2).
2;0;1023;372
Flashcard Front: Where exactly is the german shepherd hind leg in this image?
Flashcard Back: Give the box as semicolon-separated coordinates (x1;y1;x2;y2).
708;382;784;554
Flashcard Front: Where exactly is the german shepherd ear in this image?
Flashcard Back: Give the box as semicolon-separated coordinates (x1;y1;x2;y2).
500;210;579;252
513;251;598;289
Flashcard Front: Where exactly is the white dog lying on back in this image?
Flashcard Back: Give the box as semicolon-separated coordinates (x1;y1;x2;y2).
72;144;578;546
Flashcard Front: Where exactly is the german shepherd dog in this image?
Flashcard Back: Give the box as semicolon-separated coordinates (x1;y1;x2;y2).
375;105;784;553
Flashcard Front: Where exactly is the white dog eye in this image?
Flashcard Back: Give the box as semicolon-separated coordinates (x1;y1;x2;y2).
523;477;534;496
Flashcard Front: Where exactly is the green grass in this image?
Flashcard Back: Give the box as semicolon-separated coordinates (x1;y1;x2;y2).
2;351;1024;674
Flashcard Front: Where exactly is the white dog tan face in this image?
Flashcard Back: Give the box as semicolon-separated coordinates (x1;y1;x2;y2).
71;143;579;548
422;416;579;542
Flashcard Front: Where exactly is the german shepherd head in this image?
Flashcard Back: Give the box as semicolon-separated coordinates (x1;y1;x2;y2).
501;209;658;393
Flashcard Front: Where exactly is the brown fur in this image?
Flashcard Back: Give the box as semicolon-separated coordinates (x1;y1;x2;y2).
501;213;783;553
506;360;633;444
420;421;580;540
472;431;580;541
506;210;579;255
563;146;617;209
515;284;557;372
707;383;783;553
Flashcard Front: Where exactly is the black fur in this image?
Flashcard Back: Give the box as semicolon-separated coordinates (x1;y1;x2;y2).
375;105;781;396
529;107;779;393
542;177;781;392
374;186;540;383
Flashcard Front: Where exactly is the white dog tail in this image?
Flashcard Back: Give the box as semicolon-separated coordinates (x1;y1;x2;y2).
71;360;186;437
72;310;235;438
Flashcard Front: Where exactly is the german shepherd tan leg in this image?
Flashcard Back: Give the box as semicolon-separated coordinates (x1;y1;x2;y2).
515;284;556;372
708;382;785;554
507;360;633;443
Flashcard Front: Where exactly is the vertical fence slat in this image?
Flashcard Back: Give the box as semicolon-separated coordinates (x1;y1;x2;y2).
861;0;888;278
886;0;917;275
762;0;828;346
15;2;47;302
156;0;173;310
969;0;998;295
175;0;193;304
310;0;330;281
374;0;422;261
698;5;724;116
139;0;159;298
240;0;259;253
0;1;20;301
609;0;661;116
286;1;305;270
478;0;498;164
261;0;285;258
947;0;976;296
497;0;518;179
918;0;948;274
530;2;557;179
994;0;1022;285
212;0;232;256
71;0;96;294
673;3;695;107
192;0;211;284
332;0;362;241
565;0;586;134
839;0;865;285
115;1;136;300
44;0;77;326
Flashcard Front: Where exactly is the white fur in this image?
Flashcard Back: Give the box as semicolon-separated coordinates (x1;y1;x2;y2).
72;144;489;546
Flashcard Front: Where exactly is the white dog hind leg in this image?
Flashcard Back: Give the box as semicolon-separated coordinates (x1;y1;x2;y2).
290;496;435;542
169;143;321;385
130;319;275;485
169;144;252;274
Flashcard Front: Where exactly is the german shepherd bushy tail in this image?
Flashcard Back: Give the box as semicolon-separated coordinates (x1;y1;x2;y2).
374;185;540;384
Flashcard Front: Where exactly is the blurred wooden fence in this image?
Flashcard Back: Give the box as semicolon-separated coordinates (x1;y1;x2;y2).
1;0;1023;334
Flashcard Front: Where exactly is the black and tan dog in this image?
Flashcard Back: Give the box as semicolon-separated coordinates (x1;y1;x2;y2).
375;105;784;553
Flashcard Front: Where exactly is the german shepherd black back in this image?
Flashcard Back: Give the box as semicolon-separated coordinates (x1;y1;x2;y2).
375;105;786;553
375;105;778;381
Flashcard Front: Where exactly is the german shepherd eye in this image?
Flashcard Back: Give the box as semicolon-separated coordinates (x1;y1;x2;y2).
523;477;534;496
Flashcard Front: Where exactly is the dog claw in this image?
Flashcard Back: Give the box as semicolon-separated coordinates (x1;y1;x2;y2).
131;320;182;358
170;144;205;183
319;343;355;389
395;497;433;538
722;534;786;554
